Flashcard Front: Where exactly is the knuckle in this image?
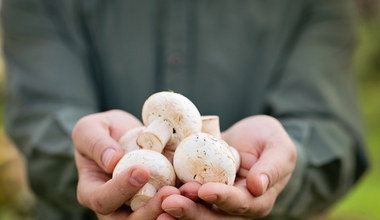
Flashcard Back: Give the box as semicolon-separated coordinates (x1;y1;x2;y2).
251;202;273;219
255;208;271;219
77;115;94;128
72;115;96;140
235;203;250;215
260;115;281;128
76;191;87;207
289;143;297;163
88;136;106;161
90;195;108;215
107;109;123;115
270;165;280;185
285;142;297;173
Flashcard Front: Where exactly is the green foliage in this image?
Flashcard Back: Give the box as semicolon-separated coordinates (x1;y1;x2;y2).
327;79;380;220
355;18;380;81
323;10;380;220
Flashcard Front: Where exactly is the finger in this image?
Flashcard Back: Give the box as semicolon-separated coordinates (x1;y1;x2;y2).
157;213;176;220
237;151;258;178
72;110;142;173
78;164;149;214
72;113;125;172
179;181;202;201
96;206;131;220
162;194;206;219
200;180;280;219
162;194;245;220
198;182;251;215
102;110;143;140
130;186;180;219
76;155;150;215
235;117;296;196
246;139;296;197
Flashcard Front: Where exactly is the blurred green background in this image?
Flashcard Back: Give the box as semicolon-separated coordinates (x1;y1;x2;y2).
0;1;379;220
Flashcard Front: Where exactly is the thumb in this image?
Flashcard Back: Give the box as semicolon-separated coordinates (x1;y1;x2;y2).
246;146;295;197
246;169;270;197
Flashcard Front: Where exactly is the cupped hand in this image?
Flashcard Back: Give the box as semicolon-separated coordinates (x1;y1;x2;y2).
160;115;297;219
72;110;180;218
96;186;181;219
222;115;296;200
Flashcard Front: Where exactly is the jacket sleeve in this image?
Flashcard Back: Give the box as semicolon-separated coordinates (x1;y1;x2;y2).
265;0;369;218
2;0;98;217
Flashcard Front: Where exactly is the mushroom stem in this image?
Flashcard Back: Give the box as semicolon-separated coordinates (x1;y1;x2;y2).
137;119;171;152
130;183;156;211
201;115;221;138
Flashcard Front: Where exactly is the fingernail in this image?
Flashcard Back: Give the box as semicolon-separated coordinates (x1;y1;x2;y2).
165;208;183;218
203;194;217;202
130;169;148;187
261;174;269;193
102;148;115;168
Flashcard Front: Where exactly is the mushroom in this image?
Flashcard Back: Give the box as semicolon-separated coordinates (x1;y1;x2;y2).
113;149;176;211
173;133;237;185
201;115;221;138
137;91;202;152
201;115;240;172
228;146;241;173
118;127;145;153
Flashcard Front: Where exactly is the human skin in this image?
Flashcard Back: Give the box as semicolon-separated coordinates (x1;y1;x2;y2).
72;110;181;219
158;115;297;219
72;112;296;219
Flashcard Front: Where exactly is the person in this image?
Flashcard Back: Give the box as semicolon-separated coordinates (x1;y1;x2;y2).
2;0;369;219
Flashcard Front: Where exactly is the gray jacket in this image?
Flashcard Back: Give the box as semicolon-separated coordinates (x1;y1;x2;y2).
2;0;369;219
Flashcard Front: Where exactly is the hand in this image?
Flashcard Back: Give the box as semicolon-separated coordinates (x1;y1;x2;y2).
96;186;180;219
159;115;296;219
72;110;180;218
158;182;250;220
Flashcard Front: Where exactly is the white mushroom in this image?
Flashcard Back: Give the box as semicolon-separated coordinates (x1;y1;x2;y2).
228;146;241;173
137;91;202;152
113;149;176;211
201;115;240;172
201;115;221;138
118;127;145;153
173;133;236;185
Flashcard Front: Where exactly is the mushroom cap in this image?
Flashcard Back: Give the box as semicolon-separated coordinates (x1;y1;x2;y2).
141;91;202;149
228;146;241;172
173;133;236;185
119;126;145;153
113;149;176;188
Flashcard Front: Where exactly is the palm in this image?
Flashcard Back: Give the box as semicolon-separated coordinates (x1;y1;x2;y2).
221;117;266;178
161;115;296;219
